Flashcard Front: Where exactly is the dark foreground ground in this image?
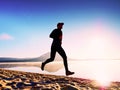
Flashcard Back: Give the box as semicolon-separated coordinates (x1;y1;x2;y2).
0;68;120;90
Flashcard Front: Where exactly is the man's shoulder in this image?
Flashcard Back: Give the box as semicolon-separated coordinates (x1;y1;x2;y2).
52;29;59;32
53;29;58;31
52;29;61;33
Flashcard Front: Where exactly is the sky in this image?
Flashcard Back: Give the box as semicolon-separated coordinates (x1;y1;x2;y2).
0;0;120;59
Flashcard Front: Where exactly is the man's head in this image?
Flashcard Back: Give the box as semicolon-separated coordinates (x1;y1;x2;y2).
57;22;64;29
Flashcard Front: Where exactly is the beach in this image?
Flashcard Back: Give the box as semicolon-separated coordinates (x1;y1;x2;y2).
0;68;120;90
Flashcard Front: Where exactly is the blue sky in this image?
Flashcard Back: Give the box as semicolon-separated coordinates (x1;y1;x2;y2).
0;0;120;59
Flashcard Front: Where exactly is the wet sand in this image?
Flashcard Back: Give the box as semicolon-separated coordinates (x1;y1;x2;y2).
0;68;119;90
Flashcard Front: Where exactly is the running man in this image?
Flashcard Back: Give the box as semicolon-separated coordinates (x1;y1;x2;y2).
41;22;74;76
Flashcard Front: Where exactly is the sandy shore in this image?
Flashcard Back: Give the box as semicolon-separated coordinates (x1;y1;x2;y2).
0;68;119;90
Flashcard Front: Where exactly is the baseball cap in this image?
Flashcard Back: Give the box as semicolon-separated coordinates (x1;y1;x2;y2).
57;22;64;26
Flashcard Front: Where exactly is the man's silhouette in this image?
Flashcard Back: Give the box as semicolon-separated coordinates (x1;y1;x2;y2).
41;22;74;76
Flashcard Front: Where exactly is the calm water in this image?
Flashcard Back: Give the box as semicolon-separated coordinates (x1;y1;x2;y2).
4;60;120;83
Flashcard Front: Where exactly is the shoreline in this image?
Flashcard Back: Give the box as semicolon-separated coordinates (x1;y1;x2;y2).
0;68;120;90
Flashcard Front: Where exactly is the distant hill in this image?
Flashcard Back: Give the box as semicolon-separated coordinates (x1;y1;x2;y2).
0;57;39;62
39;52;69;61
0;52;74;62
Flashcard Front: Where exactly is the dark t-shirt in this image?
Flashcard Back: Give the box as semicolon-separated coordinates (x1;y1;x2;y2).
49;29;62;46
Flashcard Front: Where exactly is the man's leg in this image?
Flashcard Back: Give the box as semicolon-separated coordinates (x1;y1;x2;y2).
41;47;56;70
57;46;69;72
57;46;74;76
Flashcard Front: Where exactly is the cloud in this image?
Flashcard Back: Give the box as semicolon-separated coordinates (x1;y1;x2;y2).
0;33;14;40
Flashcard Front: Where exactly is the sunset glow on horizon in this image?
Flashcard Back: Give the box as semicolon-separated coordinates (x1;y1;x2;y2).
64;19;120;59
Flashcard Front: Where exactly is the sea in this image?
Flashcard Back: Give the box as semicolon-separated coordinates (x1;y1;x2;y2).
1;60;120;86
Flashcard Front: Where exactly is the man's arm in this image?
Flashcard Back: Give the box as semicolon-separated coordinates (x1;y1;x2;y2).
49;30;56;38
